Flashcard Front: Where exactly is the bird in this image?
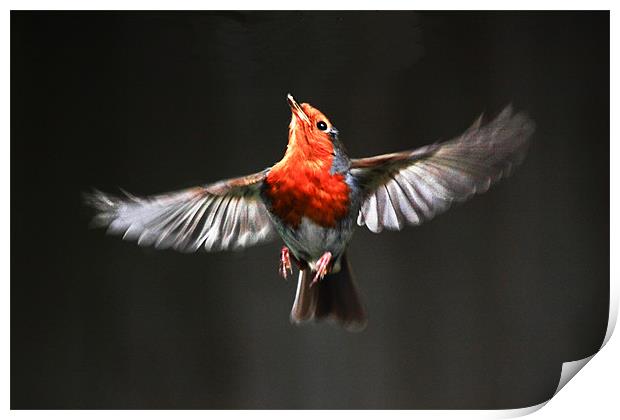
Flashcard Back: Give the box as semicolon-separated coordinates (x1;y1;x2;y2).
85;94;534;332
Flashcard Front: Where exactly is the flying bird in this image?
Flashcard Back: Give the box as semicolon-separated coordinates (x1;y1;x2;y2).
86;94;534;331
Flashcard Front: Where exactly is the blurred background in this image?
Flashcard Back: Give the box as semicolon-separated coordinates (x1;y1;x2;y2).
11;11;609;409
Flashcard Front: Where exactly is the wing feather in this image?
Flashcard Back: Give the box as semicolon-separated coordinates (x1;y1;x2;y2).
351;106;534;232
85;168;277;252
363;193;381;233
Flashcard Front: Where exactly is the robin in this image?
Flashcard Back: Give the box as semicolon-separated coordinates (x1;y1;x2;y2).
86;94;534;331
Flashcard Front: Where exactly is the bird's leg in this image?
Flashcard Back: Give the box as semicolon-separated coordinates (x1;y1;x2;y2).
311;251;333;286
279;246;293;279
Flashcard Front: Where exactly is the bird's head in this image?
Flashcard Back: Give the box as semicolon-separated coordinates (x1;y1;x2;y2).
286;94;339;159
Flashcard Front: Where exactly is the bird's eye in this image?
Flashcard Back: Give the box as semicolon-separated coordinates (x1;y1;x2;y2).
316;121;328;131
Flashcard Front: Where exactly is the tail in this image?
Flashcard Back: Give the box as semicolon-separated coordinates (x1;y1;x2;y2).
290;253;367;332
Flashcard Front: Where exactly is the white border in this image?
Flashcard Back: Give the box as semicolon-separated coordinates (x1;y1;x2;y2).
4;2;616;419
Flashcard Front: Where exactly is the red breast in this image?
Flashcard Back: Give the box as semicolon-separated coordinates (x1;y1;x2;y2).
264;99;350;229
265;160;349;229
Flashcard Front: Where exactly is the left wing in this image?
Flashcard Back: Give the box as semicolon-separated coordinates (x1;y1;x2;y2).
85;169;277;252
351;106;535;233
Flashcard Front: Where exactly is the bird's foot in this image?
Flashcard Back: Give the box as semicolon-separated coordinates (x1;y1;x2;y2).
311;252;333;286
279;246;293;279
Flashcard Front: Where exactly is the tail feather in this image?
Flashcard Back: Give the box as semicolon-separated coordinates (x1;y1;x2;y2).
290;253;367;332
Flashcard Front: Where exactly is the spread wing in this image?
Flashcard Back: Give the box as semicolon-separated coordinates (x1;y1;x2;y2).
351;106;535;233
85;169;277;252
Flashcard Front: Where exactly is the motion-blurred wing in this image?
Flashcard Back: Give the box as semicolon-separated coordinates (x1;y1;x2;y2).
85;169;277;252
351;106;535;233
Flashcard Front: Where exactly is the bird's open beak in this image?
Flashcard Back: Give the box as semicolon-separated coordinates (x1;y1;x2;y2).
287;94;310;123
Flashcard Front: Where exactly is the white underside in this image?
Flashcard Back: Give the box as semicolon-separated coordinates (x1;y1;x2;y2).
280;216;353;268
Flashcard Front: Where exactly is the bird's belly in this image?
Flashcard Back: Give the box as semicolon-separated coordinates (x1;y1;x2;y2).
277;216;355;266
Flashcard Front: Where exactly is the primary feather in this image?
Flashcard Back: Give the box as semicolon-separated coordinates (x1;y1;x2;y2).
84;169;276;252
351;106;535;233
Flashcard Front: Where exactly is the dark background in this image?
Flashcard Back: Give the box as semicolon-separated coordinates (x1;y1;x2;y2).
11;12;609;409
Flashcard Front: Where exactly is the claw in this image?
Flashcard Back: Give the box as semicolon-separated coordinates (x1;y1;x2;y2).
279;246;293;279
311;251;332;286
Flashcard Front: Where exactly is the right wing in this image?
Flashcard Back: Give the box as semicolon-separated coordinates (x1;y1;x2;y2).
85;168;277;252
